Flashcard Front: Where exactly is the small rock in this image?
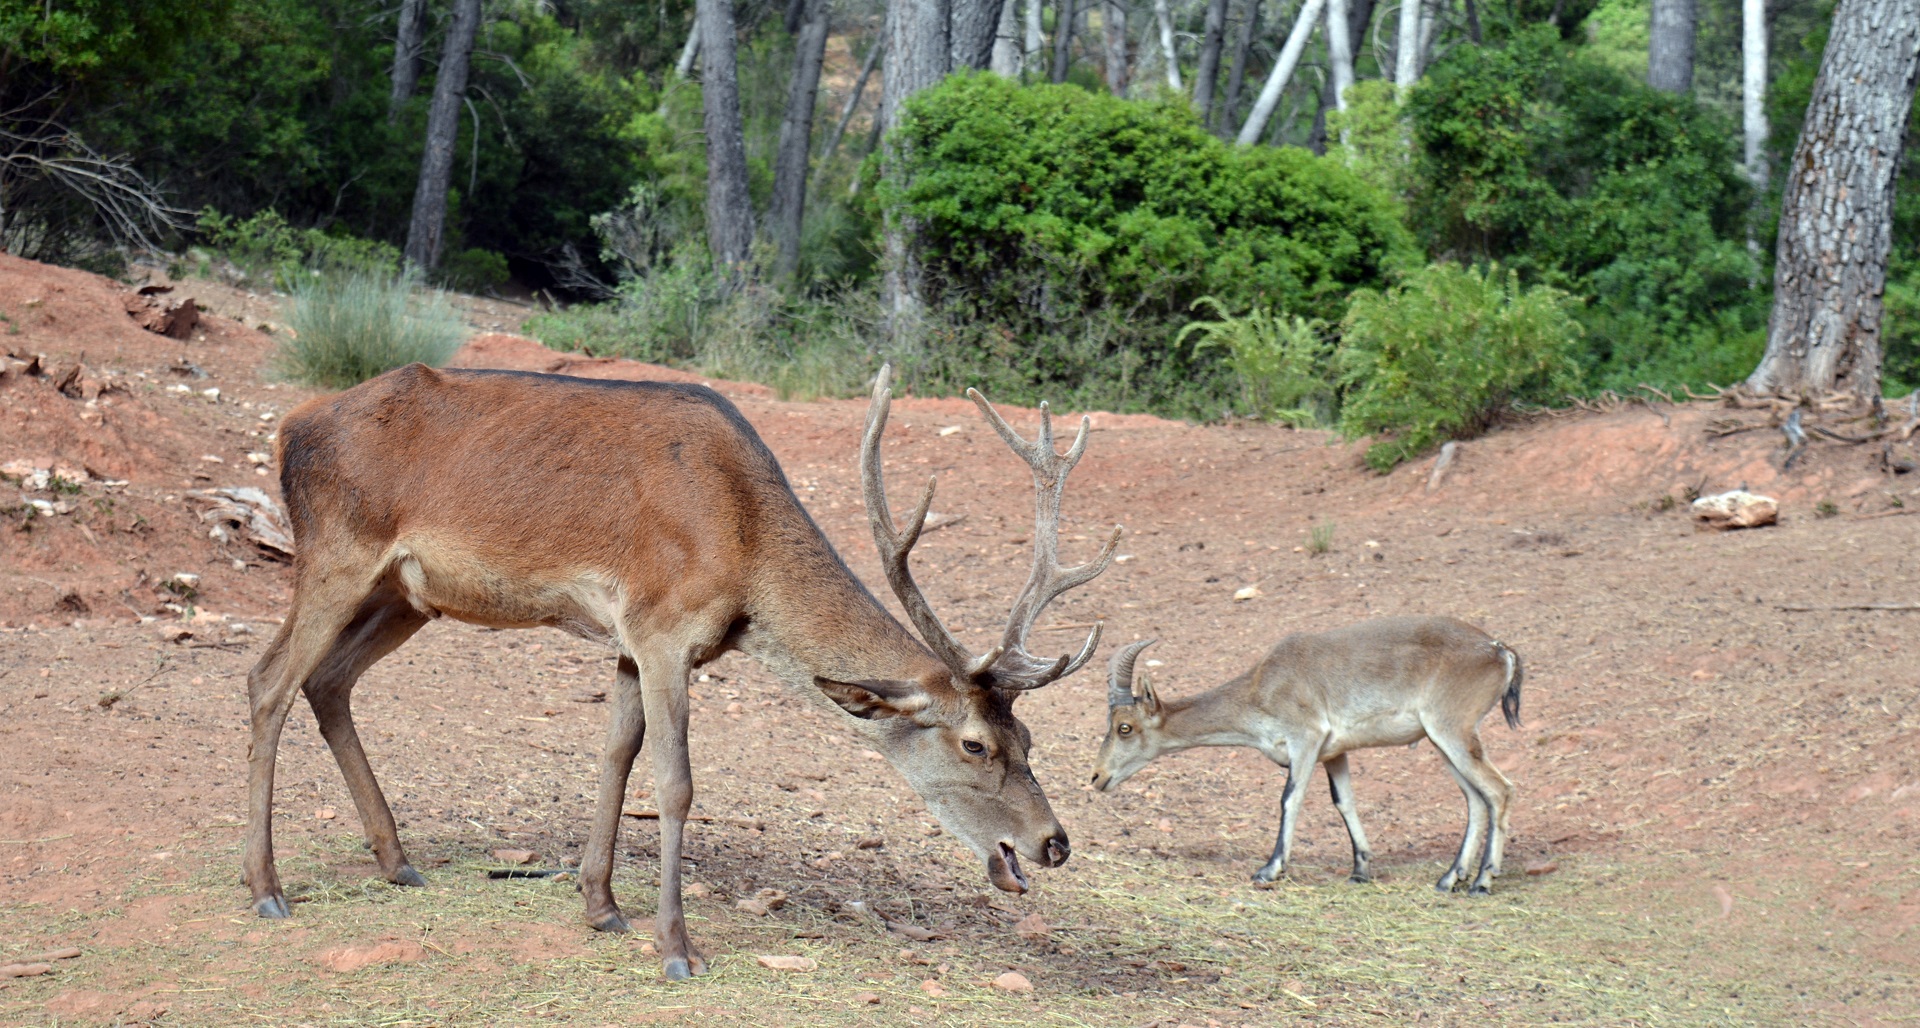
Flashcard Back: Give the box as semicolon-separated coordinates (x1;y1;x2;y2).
937;425;963;436
855;836;886;850
246;452;272;465
1233;584;1261;601
685;882;712;899
490;848;536;864
157;625;193;643
1691;489;1778;530
314;940;426;973
1014;913;1050;941
168;572;201;591
991;971;1034;993
888;921;941;942
736;887;787;916
852;991;880;1005
315;807;337;820
919;980;947;998
1523;859;1558;876
755;954;817;972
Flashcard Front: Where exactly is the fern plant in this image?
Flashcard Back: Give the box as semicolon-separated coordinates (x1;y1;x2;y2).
1177;297;1334;426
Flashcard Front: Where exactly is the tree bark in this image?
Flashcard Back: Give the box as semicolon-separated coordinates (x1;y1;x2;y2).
1194;0;1231;118
1026;0;1046;72
699;0;757;272
882;0;953;332
1052;0;1078;82
1308;0;1372;152
1325;0;1355;136
1647;0;1696;93
771;0;832;282
823;36;883;159
1154;0;1185;90
954;0;1009;70
675;21;703;78
404;0;482;270
1748;0;1920;400
1394;0;1421;92
992;0;1025;74
1102;0;1131;94
388;0;429;121
1237;0;1327;145
1742;0;1768;192
1220;0;1262;134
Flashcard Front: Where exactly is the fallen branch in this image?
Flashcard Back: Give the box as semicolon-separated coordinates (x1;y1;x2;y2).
1777;602;1920;612
10;948;80;965
623;810;763;829
1857;508;1918;520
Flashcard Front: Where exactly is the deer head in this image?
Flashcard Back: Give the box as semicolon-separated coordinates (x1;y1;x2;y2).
823;366;1120;892
1091;638;1165;792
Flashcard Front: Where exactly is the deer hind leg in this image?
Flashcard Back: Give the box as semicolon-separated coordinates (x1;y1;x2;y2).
243;565;386;918
1457;729;1514;893
300;593;429;888
1430;729;1509;894
1252;736;1324;884
1323;754;1374;883
633;643;705;981
579;654;646;933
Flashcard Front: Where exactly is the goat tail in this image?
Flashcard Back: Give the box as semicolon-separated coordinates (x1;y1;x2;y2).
1493;640;1524;730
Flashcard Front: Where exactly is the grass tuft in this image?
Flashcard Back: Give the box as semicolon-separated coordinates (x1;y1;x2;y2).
277;271;465;389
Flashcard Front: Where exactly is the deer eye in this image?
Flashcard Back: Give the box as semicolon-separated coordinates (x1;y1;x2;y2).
1116;724;1133;736
962;739;987;756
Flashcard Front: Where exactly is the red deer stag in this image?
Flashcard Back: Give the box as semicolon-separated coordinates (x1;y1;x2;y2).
244;363;1118;979
1093;618;1522;894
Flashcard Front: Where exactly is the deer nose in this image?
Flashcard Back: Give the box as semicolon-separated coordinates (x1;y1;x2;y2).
1042;831;1070;868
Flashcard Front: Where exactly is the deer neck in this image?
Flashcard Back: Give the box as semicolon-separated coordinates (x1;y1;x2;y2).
739;528;950;688
1155;675;1265;752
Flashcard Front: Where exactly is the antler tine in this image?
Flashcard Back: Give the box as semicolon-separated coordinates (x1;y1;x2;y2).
963;386;1122;691
861;365;978;674
1107;638;1157;708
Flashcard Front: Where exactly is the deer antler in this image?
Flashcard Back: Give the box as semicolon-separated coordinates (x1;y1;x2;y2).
967;387;1122;691
1108;639;1157;709
861;365;978;674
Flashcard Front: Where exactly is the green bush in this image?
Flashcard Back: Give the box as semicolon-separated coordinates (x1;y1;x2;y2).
1337;263;1585;470
197;208;401;288
440;247;511;293
878;72;1413;418
277;272;465;389
1176;297;1333;425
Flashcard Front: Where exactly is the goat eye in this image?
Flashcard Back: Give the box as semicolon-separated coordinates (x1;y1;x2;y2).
962;739;987;756
1117;724;1133;736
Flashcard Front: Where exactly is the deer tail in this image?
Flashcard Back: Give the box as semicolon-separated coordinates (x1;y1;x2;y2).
1493;641;1523;730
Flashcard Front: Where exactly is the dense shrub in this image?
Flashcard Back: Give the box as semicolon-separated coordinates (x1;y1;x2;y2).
195;208;400;287
879;73;1414;418
1337;263;1585;470
278;272;464;389
1175;298;1333;425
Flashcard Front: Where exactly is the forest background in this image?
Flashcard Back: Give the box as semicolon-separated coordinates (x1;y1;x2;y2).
1;0;1913;467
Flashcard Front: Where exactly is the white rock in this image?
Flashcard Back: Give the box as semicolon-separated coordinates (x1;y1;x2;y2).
1691;490;1778;530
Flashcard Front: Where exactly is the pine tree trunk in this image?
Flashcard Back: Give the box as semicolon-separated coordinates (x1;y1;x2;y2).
771;0;832;282
404;0;482;271
1394;0;1421;91
388;0;428;121
1647;0;1696;93
1220;0;1262;134
1102;0;1130;94
1742;0;1768;191
1026;0;1046;71
1154;0;1185;90
1309;0;1372;152
699;0;757;271
953;0;1009;69
1051;0;1078;82
1748;0;1920;400
1238;0;1327;145
992;0;1025;74
882;0;954;332
1193;0;1231;117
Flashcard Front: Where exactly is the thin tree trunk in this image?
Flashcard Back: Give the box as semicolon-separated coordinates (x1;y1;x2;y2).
1220;0;1262;134
1308;0;1371;152
993;0;1025;74
1194;0;1231;117
1417;0;1442;71
404;0;482;270
1742;0;1768;192
1648;0;1696;93
882;0;953;333
954;0;1009;69
1325;0;1355;136
675;21;703;78
1154;0;1185;90
699;0;756;272
1103;0;1131;94
1026;0;1046;71
1394;0;1421;91
1462;0;1479;43
1052;0;1078;82
1237;0;1327;145
772;0;832;282
388;0;428;121
1748;0;1920;400
823;37;883;159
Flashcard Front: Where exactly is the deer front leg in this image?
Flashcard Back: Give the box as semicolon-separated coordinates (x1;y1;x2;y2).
580;654;646;932
1323;754;1374;883
639;649;705;980
1253;738;1322;884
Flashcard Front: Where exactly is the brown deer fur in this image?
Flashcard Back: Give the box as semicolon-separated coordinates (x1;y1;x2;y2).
1093;617;1523;894
242;364;1114;979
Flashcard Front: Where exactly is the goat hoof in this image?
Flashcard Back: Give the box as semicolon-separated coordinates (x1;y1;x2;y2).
1468;884;1492;897
1348;873;1373;884
390;864;427;888
663;957;695;981
589;909;631;933
253;894;291;919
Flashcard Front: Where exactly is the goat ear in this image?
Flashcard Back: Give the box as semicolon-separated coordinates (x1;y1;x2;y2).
816;678;931;720
1136;673;1161;713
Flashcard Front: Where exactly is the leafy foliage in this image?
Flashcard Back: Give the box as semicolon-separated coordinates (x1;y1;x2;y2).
1337;263;1586;470
195;208;400;287
1176;298;1333;425
278;272;464;389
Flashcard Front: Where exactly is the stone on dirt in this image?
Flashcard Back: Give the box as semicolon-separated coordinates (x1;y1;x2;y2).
991;970;1034;993
314;940;426;973
1691;489;1778;530
755;954;817;972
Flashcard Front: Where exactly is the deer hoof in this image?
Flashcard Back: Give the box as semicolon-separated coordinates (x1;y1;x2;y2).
663;957;695;981
1348;872;1373;884
1468;883;1492;897
390;864;427;888
253;894;291;919
588;909;631;933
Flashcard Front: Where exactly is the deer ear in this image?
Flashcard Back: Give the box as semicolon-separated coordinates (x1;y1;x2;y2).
816;678;932;720
1137;673;1161;713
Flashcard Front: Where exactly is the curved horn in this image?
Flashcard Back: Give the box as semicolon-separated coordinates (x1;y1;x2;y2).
1107;638;1157;709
